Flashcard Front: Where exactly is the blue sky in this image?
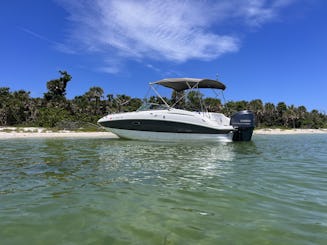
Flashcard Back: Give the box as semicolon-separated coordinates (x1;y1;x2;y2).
1;0;326;112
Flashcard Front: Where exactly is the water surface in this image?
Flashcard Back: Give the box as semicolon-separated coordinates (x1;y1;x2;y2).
0;135;326;244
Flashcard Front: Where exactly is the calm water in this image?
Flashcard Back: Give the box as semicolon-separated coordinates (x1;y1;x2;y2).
0;135;326;244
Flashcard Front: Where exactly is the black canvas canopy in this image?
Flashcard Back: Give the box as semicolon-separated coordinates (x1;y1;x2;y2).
151;78;226;92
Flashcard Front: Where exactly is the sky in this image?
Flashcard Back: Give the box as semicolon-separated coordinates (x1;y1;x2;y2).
1;0;327;112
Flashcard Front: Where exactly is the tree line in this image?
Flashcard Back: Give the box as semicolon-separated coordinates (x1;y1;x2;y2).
1;71;326;129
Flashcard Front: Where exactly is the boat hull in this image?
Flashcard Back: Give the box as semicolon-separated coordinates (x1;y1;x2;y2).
97;109;236;142
99;118;232;134
105;128;234;142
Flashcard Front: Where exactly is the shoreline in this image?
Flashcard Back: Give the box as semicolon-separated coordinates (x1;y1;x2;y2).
0;127;118;139
254;128;327;135
0;127;326;139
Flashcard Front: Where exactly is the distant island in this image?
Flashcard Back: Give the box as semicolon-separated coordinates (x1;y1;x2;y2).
1;71;326;130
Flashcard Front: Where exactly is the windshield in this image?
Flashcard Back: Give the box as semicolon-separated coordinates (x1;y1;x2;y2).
137;103;170;111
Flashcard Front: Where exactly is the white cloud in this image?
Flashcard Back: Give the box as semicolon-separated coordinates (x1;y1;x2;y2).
146;64;161;73
98;65;121;75
57;0;297;69
97;58;123;74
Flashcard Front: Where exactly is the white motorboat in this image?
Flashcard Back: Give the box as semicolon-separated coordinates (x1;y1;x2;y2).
98;78;255;142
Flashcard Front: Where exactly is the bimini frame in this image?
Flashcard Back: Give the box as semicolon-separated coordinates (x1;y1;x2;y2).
148;78;227;111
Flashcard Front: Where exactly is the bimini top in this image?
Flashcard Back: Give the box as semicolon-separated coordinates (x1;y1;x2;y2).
150;78;226;92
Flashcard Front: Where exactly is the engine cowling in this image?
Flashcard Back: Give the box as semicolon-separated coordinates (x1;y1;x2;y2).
230;110;255;141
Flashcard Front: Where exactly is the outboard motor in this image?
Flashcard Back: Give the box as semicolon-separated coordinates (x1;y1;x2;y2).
230;110;255;141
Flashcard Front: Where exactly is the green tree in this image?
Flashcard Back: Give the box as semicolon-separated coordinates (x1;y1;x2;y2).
1;73;327;129
171;90;185;108
85;86;104;114
0;88;34;125
125;98;143;112
286;105;298;128
223;100;248;116
148;96;161;104
0;87;11;125
248;99;264;127
71;95;89;114
276;102;287;127
36;107;72;128
203;97;222;112
114;94;131;112
263;102;276;127
297;105;308;128
309;110;326;128
186;91;203;111
10;90;32;125
44;70;72;104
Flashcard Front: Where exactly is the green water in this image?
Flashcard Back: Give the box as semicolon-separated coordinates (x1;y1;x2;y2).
0;135;326;244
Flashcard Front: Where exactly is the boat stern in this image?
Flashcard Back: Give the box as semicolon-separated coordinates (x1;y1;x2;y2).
230;110;255;141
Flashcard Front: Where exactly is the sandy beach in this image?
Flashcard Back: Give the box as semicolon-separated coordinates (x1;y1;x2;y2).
0;127;118;139
0;127;326;139
254;128;327;135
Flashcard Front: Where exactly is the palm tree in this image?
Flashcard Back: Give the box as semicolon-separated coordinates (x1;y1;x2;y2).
203;97;222;112
249;99;264;127
85;86;104;114
277;102;288;127
115;94;131;112
0;87;11;125
186;91;203;111
297;105;308;128
171;90;185;109
286;105;299;128
263;102;276;127
223;100;248;116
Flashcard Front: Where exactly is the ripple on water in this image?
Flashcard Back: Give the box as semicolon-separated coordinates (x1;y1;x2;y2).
0;135;326;244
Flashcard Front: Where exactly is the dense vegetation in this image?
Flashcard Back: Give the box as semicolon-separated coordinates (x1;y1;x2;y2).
1;71;326;129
